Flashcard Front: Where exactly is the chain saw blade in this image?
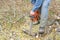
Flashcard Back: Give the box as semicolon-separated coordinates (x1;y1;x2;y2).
22;29;37;37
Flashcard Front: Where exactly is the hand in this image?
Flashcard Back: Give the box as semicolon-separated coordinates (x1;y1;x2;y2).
30;11;35;15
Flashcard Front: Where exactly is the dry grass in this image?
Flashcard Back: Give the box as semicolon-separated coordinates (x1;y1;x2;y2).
0;0;60;40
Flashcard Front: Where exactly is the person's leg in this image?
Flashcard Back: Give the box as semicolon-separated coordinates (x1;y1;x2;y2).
39;0;51;34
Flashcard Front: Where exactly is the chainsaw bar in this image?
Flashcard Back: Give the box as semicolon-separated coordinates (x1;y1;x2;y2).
22;29;37;37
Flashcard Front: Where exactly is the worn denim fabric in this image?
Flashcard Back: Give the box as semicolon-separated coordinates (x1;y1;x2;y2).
30;0;43;12
30;0;51;27
40;0;51;27
30;0;36;5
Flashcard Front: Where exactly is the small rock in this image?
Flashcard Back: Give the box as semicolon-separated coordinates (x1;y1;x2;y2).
36;35;38;38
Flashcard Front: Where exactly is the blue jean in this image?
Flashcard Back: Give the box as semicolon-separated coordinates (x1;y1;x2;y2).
40;0;51;27
30;0;51;27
